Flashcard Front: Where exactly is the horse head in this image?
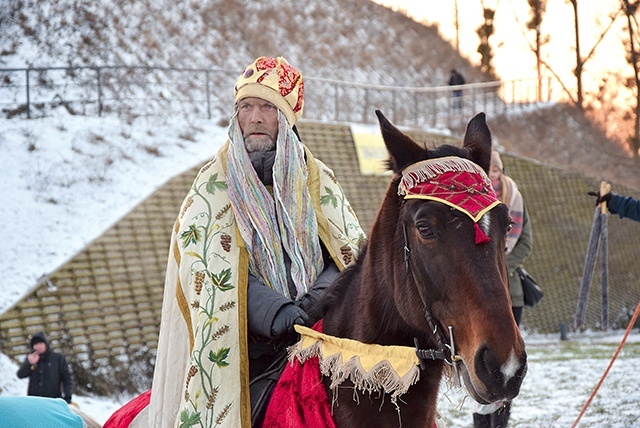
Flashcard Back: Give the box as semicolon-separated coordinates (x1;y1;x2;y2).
374;109;527;405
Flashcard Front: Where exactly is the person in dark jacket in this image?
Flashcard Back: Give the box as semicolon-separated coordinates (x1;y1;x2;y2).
590;188;640;222
449;68;466;110
16;331;72;403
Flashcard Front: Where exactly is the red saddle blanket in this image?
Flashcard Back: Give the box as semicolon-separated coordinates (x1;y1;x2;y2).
263;320;336;428
102;389;151;428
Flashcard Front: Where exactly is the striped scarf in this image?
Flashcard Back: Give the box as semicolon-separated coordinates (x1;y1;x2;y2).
226;110;323;299
492;174;524;254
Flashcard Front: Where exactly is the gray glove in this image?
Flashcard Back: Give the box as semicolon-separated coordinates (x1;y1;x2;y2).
270;303;310;338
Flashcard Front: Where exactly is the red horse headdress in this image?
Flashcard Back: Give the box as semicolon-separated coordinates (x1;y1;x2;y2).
398;156;500;244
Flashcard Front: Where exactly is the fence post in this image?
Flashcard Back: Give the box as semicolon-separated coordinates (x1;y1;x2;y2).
483;86;487;113
26;69;31;119
205;70;211;120
96;67;103;117
392;89;397;123
334;84;339;122
431;92;437;128
501;82;507;114
446;89;451;129
362;87;368;124
413;91;419;127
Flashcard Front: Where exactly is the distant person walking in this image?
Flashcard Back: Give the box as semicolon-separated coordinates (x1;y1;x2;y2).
449;68;466;110
589;187;640;222
16;331;73;403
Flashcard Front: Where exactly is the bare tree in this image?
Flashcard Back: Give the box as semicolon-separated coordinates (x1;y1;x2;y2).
477;0;500;78
622;0;640;157
569;0;622;110
569;0;584;109
454;0;460;54
526;0;548;101
510;0;576;102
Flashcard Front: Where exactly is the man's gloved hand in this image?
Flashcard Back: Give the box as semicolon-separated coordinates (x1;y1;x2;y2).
294;292;315;313
588;190;612;206
270;303;310;338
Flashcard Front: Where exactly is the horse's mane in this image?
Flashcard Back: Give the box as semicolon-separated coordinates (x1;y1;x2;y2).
384;143;475;175
426;144;471;160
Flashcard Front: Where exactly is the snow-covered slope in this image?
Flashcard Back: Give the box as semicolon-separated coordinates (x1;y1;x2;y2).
1;114;226;313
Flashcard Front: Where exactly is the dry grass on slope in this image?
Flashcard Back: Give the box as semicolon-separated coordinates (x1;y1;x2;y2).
488;103;640;193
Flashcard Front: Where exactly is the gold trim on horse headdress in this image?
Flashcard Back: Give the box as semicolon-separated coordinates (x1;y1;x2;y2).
398;156;501;244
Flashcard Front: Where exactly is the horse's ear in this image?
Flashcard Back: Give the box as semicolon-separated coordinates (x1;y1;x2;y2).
462;112;492;173
375;110;426;172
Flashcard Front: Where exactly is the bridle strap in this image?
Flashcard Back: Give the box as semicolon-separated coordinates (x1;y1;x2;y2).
413;337;448;363
402;222;410;272
403;220;462;380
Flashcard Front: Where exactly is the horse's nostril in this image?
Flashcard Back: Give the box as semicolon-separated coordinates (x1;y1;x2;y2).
473;345;526;401
476;345;499;375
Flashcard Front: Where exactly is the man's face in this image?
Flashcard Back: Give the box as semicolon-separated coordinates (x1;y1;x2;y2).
33;342;46;355
237;97;279;152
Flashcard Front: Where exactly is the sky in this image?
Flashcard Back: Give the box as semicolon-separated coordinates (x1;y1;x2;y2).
2;112;640;427
374;0;630;101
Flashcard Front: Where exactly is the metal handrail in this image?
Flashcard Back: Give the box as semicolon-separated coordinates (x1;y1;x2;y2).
0;65;550;128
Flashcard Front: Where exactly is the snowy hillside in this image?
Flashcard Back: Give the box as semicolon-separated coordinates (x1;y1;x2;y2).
0;114;226;314
0;0;486;87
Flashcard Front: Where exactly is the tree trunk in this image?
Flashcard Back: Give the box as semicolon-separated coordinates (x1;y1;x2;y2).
571;0;584;110
623;0;640;158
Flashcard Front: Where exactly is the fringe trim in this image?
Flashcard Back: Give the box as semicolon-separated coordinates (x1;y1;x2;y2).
399;156;490;196
289;335;421;404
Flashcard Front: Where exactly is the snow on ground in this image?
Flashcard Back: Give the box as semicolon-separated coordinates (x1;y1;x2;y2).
1;114;639;426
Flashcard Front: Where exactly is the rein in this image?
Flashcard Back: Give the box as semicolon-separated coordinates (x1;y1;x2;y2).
402;221;463;386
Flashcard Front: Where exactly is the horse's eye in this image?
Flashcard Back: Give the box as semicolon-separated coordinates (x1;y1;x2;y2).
417;225;435;239
507;222;514;233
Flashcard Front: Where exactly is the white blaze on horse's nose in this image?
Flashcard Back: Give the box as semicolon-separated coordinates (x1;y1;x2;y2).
479;213;491;236
501;349;521;386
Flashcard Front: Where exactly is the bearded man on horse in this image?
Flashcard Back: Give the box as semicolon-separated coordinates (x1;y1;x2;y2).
104;56;365;428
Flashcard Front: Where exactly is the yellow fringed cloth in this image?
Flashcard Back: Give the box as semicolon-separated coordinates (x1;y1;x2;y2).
134;142;365;428
291;323;421;403
264;321;449;428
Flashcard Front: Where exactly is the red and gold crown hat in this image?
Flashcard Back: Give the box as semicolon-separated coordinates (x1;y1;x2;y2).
398;156;501;244
234;56;304;126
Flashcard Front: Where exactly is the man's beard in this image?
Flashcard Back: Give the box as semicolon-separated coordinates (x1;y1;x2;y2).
244;127;276;153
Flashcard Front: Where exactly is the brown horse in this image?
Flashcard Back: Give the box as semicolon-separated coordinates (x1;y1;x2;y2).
277;110;528;427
